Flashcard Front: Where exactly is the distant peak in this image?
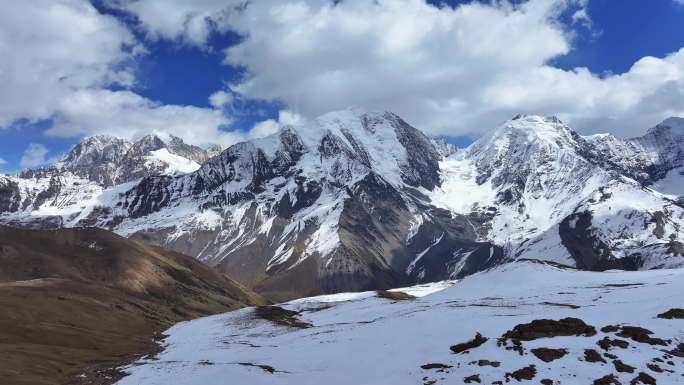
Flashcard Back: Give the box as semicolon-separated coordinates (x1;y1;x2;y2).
79;134;126;144
510;114;564;125
315;107;394;122
659;116;684;130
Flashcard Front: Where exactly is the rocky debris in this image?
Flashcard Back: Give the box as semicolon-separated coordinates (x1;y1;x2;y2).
506;365;537;381
501;318;596;341
615;326;669;346
450;333;488;354
477;359;500;367
593;374;621;385
376;290;416;301
657;308;684;319
604;353;619;360
613;359;636;373
464;374;481;383
530;348;568;363
646;363;663;373
598;337;630;350
421;363;452;370
629;372;656;385
238;362;276;374
540;380;554;385
254;306;312;328
585;349;607;363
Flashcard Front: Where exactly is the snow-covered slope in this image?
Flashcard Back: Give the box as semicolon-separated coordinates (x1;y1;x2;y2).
1;110;683;299
113;261;684;385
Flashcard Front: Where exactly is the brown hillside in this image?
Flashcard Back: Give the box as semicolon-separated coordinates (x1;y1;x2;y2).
0;226;264;385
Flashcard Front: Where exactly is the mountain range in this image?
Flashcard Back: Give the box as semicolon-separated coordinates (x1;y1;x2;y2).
1;110;683;300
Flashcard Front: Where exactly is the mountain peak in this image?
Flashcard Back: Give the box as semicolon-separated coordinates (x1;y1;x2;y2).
469;113;575;157
510;113;564;124
60;135;131;166
657;116;684;134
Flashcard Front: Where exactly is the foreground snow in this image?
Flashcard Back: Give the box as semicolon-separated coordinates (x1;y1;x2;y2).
116;262;684;385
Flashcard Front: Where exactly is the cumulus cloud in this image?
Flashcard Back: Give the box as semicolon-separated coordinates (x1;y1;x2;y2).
46;89;237;147
110;0;233;46
209;90;234;109
19;143;49;169
0;0;140;128
117;0;684;138
0;0;244;149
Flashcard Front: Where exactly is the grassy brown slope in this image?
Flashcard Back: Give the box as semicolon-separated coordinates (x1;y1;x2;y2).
0;226;264;385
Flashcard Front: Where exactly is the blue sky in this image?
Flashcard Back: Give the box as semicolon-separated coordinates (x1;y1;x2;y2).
1;0;684;172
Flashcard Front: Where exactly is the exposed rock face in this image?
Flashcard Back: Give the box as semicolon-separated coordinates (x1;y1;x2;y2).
1;109;684;299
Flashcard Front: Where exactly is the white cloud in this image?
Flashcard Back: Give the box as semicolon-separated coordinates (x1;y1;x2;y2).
110;0;233;46
46;89;238;147
20;143;49;169
0;0;140;128
209;90;234;109
117;0;684;138
0;158;6;167
0;0;243;149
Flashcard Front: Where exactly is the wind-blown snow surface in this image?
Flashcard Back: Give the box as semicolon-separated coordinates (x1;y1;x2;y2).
115;262;684;385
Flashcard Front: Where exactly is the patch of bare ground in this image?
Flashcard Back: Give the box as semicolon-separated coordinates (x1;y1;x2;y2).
657;308;684;319
613;359;636;373
541;302;580;309
601;283;645;288
506;365;536;381
630;372;657;385
598;337;630;350
376;290;416;301
238;362;277;374
476;359;500;367
665;342;684;357
450;333;488;354
501;318;597;341
614;326;669;346
531;347;567;362
421;363;452;370
464;374;481;383
254;306;312;328
602;325;620;333
593;373;621;385
585;349;607;363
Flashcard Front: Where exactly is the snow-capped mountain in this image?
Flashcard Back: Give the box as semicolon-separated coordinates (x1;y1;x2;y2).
0;133;213;227
0;110;683;299
430;115;684;271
